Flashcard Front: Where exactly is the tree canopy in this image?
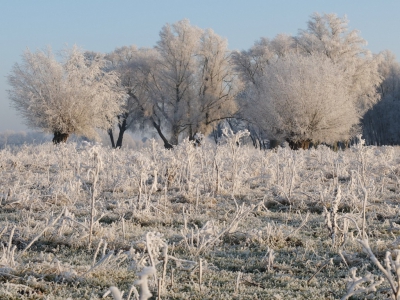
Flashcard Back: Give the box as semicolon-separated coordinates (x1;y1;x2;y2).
233;13;382;149
247;53;358;149
8;14;395;149
8;46;125;143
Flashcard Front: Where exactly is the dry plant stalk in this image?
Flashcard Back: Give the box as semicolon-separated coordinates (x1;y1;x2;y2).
324;186;341;247
93;239;104;267
103;286;123;300
235;271;242;294
199;258;203;291
263;247;275;272
89;150;101;249
341;267;384;300
0;224;8;239
357;239;400;300
1;225;17;268
134;266;156;300
161;242;168;292
19;208;65;257
181;201;255;255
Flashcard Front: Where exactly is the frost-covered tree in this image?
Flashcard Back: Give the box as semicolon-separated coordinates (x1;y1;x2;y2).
8;46;125;143
375;50;400;98
295;13;382;113
232;37;277;87
234;13;381;149
105;46;157;148
154;19;203;145
104;20;239;149
249;53;358;149
151;19;239;147
232;35;296;147
189;28;239;138
362;50;400;145
106;45;176;149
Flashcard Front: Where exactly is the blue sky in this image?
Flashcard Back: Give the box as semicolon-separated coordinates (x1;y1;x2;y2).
1;0;399;132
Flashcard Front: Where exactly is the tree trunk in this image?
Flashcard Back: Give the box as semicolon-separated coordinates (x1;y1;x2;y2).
108;128;116;148
301;140;311;150
153;121;173;149
249;135;257;149
52;132;69;144
116;118;128;148
189;133;202;147
170;125;180;146
212;123;223;144
269;139;280;149
115;128;126;149
288;139;311;150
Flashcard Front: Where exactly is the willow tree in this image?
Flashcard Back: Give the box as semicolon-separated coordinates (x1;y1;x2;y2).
151;19;240;147
295;13;382;114
249;53;358;149
105;45;156;148
105;46;176;148
8;46;124;143
234;13;381;149
232;35;295;147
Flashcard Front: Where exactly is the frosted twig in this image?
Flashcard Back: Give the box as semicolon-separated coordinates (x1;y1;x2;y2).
145;232;158;280
92;239;103;267
126;284;140;300
340;267;384;300
262;247;275;272
19;208;65;257
285;212;310;238
307;259;332;285
199;258;203;291
0;224;8;239
361;187;368;239
235;271;241;294
357;238;400;299
84;250;115;276
134;266;156;300
7;226;15;255
161;242;168;291
103;286;123;300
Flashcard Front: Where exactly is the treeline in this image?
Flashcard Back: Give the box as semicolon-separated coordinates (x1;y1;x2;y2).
362;50;400;145
7;13;400;149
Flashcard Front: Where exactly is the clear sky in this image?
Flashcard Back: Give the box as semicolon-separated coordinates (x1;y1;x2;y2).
1;0;399;132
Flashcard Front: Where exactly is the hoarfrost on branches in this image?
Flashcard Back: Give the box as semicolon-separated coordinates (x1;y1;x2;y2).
246;53;358;148
7;46;125;143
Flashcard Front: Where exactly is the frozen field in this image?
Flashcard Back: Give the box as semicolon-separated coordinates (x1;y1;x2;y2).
1;134;400;299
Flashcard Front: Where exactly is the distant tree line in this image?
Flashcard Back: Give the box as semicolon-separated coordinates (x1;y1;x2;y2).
7;13;399;149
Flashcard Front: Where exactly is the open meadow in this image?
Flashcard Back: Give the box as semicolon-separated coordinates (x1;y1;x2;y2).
1;133;400;299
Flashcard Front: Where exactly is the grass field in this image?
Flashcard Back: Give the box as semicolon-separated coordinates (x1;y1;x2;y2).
1;134;399;299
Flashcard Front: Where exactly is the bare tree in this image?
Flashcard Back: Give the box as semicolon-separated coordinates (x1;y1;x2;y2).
8;46;124;143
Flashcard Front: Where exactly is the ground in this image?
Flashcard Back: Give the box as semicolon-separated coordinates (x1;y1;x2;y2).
0;135;399;299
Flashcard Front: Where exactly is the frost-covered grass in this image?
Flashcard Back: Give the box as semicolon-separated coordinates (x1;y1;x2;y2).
1;134;400;299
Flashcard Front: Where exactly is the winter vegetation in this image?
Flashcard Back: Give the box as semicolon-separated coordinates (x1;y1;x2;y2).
3;11;400;300
1;135;400;299
8;13;398;149
239;53;358;149
7;46;125;144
